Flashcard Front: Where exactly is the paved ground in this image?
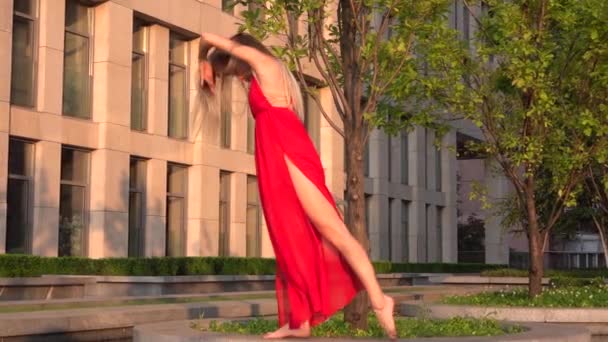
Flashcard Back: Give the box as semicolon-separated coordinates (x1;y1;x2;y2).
0;285;493;339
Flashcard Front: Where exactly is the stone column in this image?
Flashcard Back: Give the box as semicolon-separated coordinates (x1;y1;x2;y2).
0;0;12;253
230;173;246;257
409;126;427;262
147;24;169;136
37;0;65;115
88;2;132;258
426;204;438;261
484;159;511;264
144;158;167;256
31;141;61;256
442;131;458;262
388;198;400;262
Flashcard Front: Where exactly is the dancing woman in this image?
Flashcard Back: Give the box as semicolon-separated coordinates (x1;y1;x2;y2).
199;32;396;339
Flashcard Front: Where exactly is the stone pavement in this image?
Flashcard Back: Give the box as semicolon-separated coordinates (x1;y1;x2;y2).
0;285;488;339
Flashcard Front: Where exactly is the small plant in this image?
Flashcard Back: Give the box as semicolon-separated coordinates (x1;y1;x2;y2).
200;314;523;338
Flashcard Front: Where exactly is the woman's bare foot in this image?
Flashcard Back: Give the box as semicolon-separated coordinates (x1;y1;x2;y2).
373;295;397;339
263;321;310;339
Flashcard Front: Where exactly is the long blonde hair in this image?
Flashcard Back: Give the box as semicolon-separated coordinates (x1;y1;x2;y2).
199;33;304;121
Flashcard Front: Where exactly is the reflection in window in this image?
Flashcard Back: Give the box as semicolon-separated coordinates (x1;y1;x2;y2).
128;158;146;257
166;163;187;256
246;176;261;257
131;19;148;131
11;0;37;107
6;139;34;253
59;147;89;256
62;0;92;118
168;34;188;139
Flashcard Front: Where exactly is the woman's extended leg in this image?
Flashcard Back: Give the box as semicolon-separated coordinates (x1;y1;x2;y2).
283;155;396;339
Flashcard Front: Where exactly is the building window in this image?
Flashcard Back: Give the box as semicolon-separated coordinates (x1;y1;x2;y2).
400;131;408;185
218;171;231;256
437;206;443;261
222;0;234;15
247;113;255;154
59;147;89;256
246;176;261;257
11;0;37;107
462;1;470;44
387;135;393;183
168;33;188;139
166;163;187;256
401;200;409;262
387;198;393;261
436;140;442;191
128;158;146;257
364;140;370;177
303;91;321;152
63;0;92;119
424;128;428;189
364;194;371;236
131;19;148;131
6;139;34;253
220;77;232;148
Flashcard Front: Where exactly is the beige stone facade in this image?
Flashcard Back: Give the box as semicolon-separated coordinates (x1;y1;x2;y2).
1;0;464;263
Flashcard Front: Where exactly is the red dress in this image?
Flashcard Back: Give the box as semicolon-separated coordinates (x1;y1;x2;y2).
249;77;360;329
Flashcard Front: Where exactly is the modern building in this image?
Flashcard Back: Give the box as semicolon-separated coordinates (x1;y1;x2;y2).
0;0;298;258
0;0;487;263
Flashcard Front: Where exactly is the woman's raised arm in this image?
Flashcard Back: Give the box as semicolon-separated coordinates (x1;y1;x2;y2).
201;32;274;69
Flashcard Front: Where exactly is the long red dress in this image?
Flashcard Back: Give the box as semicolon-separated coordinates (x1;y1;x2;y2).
249;77;361;329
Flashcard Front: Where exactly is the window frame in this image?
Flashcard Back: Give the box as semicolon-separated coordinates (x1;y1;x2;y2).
58;145;91;257
220;77;232;148
246;175;262;257
6;138;36;254
128;157;147;257
10;0;39;108
218;171;231;256
167;33;189;140
165;163;188;256
62;0;93;119
400;131;409;185
131;18;149;132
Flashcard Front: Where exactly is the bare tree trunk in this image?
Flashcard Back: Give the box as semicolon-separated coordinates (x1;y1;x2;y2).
342;123;370;329
525;176;544;297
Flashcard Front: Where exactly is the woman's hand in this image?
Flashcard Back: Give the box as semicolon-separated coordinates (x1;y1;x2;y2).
199;60;215;94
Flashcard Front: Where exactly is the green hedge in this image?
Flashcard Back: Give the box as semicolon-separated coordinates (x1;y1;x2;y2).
481;268;608;279
0;254;504;277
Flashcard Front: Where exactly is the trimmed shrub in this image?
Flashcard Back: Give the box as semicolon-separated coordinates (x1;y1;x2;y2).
0;254;504;277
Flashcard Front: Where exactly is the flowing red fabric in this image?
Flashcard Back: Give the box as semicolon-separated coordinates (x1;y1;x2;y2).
249;77;361;329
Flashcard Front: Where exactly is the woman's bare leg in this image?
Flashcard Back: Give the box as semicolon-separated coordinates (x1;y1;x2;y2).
283;156;396;339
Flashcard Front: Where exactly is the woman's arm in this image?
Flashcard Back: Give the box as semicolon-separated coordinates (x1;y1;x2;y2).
201;32;275;68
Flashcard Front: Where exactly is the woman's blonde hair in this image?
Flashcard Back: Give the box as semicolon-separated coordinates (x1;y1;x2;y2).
198;33;304;121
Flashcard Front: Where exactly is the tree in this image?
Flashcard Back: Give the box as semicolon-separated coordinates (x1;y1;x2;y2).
236;0;461;328
446;0;608;296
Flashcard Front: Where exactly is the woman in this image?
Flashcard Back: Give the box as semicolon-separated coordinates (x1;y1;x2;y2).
199;32;396;339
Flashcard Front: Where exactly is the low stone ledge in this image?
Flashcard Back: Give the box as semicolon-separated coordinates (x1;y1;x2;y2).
0;299;277;337
132;319;591;342
400;302;608;324
434;276;551;285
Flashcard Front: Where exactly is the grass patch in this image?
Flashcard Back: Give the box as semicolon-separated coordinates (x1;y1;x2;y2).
442;283;608;308
200;314;524;338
